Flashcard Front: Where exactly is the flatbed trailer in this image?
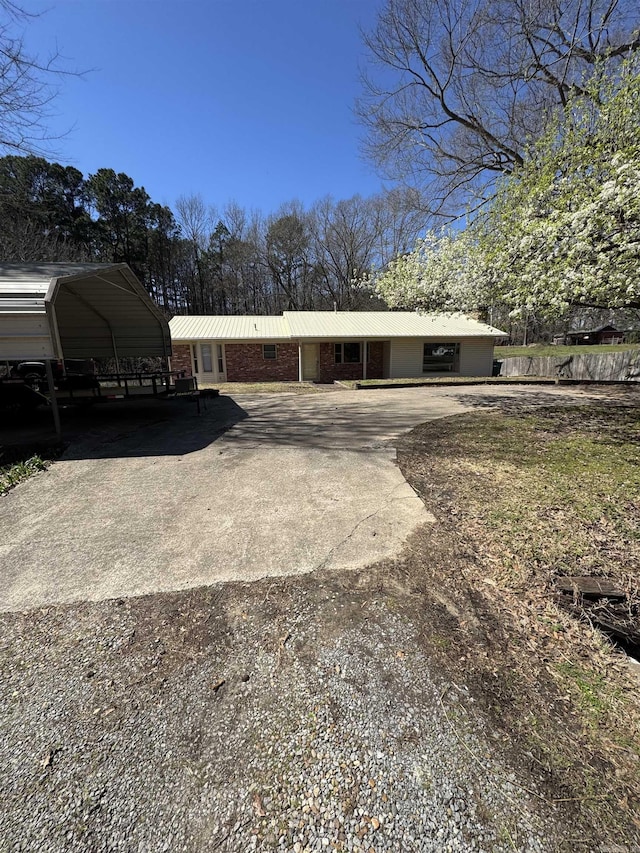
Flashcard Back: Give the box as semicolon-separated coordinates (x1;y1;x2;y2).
53;371;186;403
1;372;217;415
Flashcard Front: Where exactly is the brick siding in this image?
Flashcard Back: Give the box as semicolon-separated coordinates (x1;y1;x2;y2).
225;342;299;381
171;343;192;376
172;339;385;383
318;341;384;383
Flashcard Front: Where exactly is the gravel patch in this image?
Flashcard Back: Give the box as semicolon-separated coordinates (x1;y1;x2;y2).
0;571;578;852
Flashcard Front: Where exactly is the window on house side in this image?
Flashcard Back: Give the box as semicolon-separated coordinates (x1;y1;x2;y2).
263;344;277;359
334;342;361;364
217;344;224;373
192;345;199;374
423;342;459;372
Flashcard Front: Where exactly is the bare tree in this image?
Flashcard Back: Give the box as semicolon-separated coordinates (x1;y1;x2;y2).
310;196;375;308
358;0;639;219
0;1;80;154
266;202;316;310
175;193;214;312
369;186;426;266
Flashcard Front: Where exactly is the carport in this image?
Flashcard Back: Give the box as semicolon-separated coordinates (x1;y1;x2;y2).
0;263;171;436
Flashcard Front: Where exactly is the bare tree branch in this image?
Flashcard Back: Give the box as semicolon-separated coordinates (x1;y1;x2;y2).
357;0;640;220
0;1;83;156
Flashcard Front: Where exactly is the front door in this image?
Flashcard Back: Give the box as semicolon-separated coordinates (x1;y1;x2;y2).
302;343;319;381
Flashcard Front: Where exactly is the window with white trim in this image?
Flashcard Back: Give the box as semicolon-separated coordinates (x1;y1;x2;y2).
263;344;277;359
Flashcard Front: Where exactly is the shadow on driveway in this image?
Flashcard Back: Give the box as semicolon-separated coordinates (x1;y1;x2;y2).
1;395;249;461
3;384;613;465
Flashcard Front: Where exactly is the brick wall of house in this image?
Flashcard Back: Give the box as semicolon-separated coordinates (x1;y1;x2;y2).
318;341;384;383
171;343;192;376
225;342;299;381
171;340;385;383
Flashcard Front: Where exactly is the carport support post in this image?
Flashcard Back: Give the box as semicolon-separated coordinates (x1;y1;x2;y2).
298;342;303;382
363;340;367;381
111;330;121;375
45;359;62;440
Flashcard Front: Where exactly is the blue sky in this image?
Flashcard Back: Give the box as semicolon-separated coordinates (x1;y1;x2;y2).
25;0;385;213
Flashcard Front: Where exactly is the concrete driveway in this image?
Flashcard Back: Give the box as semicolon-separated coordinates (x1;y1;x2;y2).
0;384;599;611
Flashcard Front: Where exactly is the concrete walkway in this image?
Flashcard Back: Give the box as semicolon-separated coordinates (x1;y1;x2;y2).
0;384;601;611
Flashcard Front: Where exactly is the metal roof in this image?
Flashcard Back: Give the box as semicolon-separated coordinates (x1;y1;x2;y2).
169;315;291;341
0;263;171;361
0;263;113;315
283;311;506;339
170;311;506;341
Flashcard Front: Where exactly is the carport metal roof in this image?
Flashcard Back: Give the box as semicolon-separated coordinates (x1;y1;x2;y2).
0;263;171;362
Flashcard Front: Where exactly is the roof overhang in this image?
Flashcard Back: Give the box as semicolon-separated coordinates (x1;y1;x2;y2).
172;337;293;345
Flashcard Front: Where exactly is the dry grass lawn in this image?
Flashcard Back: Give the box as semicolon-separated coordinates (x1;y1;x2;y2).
199;381;324;395
396;402;640;841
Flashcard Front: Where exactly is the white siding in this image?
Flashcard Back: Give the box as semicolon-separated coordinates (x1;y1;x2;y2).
389;338;424;378
389;337;495;378
458;338;494;376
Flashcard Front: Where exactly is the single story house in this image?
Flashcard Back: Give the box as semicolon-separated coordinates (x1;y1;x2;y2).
169;311;507;384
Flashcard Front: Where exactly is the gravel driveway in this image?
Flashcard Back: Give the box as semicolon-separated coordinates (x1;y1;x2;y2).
1;565;569;853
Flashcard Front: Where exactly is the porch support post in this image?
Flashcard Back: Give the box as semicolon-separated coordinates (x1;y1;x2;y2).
298;341;303;382
362;340;367;380
45;359;62;440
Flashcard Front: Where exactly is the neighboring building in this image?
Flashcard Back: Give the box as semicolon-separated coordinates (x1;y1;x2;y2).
169;311;507;384
553;325;625;346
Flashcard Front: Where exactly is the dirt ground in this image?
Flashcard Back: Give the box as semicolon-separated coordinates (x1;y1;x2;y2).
395;393;640;848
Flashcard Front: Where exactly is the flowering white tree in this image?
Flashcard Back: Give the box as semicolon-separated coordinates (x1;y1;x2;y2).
483;57;640;317
373;57;640;319
486;158;640;317
374;228;491;313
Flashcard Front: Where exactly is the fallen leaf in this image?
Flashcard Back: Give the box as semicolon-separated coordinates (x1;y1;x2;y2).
252;793;266;817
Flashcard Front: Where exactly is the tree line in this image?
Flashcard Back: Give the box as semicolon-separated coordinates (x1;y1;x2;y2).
0;154;426;316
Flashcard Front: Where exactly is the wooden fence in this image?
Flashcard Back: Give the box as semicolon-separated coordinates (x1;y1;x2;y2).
498;349;640;383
